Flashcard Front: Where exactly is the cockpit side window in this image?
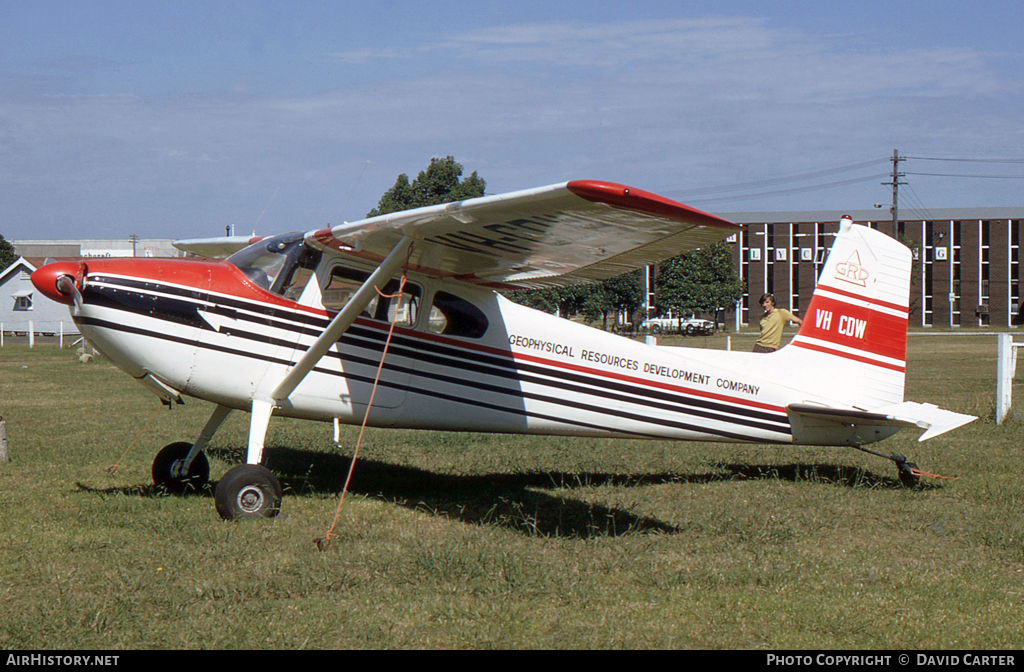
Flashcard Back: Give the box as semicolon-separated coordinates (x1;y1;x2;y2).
275;245;321;300
321;265;371;312
321;264;421;326
226;232;322;300
426;290;488;338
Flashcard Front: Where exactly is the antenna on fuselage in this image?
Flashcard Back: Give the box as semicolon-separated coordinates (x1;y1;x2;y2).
337;160;371;224
254;179;285;233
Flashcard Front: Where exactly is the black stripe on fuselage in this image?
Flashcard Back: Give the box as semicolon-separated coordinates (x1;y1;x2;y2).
340;324;790;432
82;276;791;439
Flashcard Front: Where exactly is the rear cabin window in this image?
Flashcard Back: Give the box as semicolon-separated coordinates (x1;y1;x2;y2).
321;265;421;328
426;291;488;339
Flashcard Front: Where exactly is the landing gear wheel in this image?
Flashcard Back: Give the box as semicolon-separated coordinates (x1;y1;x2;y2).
215;464;283;520
893;454;921;488
152;442;210;493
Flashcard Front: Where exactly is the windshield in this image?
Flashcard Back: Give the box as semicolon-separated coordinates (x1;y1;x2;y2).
226;232;321;298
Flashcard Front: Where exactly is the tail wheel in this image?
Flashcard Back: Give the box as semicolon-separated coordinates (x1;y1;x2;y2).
896;460;922;488
215;464;282;520
152;441;210;493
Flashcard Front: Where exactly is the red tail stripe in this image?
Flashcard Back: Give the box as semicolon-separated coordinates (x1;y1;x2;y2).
799;295;907;362
813;283;908;314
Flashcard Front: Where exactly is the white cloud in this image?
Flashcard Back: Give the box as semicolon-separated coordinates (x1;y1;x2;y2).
326;47;402;65
2;15;1022;239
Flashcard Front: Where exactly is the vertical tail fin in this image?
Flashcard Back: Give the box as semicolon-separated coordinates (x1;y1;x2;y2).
781;217;911;409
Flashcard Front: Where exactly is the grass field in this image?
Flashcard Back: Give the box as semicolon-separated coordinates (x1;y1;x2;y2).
0;331;1021;649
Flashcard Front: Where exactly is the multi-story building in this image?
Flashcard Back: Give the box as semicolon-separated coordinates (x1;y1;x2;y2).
719;207;1024;329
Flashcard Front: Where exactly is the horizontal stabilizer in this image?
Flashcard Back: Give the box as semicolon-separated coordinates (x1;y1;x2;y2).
788;402;975;444
872;401;977;441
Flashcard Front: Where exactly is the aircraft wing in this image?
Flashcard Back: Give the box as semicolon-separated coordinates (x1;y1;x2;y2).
305;180;741;288
173;235;266;258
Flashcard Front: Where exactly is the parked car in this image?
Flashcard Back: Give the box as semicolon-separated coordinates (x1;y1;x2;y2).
640;316;716;335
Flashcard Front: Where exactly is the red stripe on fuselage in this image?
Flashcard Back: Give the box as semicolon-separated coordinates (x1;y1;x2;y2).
83;258;333;317
354;319;786;415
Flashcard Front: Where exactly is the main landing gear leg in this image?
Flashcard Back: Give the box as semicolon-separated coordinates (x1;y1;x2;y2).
152;404;233;492
213;236;414;522
214;398;282;521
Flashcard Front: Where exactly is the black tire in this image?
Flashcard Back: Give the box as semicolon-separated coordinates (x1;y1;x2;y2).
214;464;283;520
685;324;696;336
898;462;922;488
152;442;210;493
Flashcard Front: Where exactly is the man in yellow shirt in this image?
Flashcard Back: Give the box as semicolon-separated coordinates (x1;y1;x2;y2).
753;293;802;353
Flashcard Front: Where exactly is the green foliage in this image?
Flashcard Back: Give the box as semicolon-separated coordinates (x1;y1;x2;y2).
507;245;742;331
0;234;16;272
0;337;1019;649
507;272;644;329
655;242;743;317
504;285;591;317
368;156;486;217
582;271;644;329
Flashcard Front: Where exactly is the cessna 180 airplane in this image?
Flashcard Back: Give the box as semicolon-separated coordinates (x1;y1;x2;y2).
31;180;975;520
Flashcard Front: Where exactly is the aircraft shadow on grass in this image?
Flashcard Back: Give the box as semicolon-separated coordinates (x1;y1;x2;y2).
75;445;922;539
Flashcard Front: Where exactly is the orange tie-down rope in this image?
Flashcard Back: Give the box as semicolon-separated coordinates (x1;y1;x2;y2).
906;464;960;482
107;404;163;476
315;274;408;551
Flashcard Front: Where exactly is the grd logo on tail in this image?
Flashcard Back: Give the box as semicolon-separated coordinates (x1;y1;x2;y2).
834;250;870;287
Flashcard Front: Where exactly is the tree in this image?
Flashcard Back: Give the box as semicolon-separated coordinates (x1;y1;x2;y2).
582;270;644;331
0;235;15;273
655;242;744;320
504;284;590;317
368;156;486;217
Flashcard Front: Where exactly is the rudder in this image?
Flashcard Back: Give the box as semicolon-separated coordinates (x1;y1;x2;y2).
782;217;911;409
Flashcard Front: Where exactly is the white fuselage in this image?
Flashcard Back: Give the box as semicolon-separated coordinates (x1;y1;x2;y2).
71;257;804;445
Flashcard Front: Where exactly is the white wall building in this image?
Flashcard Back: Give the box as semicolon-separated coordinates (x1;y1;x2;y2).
0;257;78;337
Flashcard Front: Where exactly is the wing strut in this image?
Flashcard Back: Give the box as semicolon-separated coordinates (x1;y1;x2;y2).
244;236;414;465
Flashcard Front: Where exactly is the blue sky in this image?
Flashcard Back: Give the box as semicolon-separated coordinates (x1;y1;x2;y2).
2;0;1023;241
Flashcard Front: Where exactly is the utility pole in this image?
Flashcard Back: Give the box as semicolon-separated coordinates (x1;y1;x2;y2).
881;149;907;237
129;233;140;257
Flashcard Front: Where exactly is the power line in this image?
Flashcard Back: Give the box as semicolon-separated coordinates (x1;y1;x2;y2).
686;173;889;206
669;158;889;199
904;156;1024;164
899;182;936;223
661;152;1024;209
905;171;1024;179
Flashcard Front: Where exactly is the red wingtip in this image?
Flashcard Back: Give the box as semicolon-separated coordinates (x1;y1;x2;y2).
566;180;739;229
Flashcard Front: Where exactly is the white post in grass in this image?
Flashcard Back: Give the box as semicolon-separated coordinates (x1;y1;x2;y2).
996;334;1021;425
28;321;34;349
0;417;8;464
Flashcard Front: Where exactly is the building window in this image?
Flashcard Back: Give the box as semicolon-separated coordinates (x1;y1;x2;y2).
13;294;33;311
